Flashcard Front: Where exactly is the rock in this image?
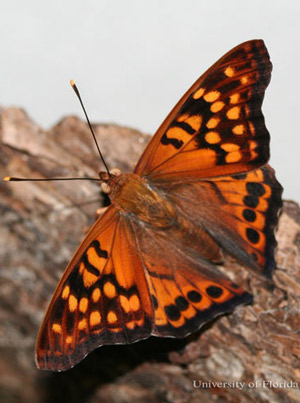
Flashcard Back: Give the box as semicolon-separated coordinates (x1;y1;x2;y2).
1;107;299;402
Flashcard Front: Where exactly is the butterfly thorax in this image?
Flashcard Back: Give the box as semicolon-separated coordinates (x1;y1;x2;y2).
100;172;177;228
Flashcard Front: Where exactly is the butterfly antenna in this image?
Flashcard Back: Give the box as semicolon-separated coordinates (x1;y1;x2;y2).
4;176;101;182
3;82;109;183
70;80;110;176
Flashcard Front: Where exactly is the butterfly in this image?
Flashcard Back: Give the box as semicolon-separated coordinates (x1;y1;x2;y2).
35;39;282;371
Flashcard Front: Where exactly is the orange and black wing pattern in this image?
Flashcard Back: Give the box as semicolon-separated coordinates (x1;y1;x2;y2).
35;205;252;371
134;40;272;181
131;220;252;338
163;165;282;277
36;207;154;371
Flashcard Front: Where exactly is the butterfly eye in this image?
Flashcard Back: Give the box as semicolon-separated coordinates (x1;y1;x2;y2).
99;172;110;181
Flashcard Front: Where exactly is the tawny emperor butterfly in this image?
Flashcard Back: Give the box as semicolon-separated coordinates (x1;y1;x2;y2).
31;39;282;371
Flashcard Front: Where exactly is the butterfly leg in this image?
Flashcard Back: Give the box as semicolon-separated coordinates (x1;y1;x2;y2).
95;206;108;219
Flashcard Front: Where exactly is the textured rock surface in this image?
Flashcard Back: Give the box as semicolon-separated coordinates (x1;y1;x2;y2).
1;107;299;403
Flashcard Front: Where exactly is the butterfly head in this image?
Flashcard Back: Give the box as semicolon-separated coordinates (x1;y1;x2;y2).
99;168;122;194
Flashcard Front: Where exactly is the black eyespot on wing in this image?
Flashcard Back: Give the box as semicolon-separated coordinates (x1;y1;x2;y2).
187;290;202;303
175;296;189;311
243;195;259;208
246;182;265;197
246;228;260;244
206;285;223;298
243;209;256;222
165;305;181;321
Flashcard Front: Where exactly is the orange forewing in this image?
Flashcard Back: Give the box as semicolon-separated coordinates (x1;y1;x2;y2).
36;208;155;370
135;40;271;180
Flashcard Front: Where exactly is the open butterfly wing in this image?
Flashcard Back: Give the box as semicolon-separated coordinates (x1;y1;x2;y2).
130;219;252;338
36;206;154;371
158;165;283;277
134;39;280;277
36;203;252;371
134;40;272;181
